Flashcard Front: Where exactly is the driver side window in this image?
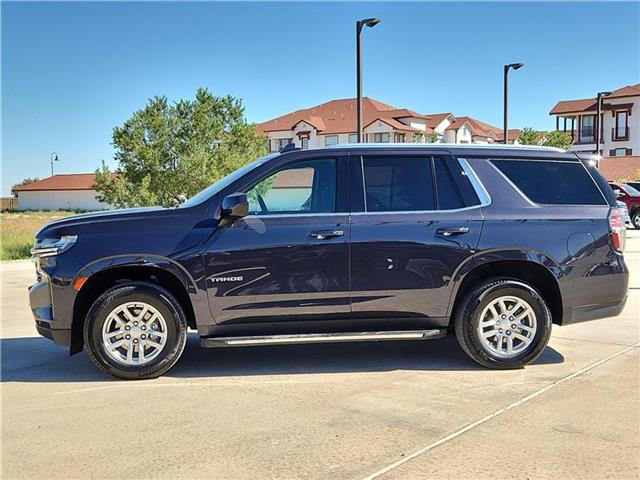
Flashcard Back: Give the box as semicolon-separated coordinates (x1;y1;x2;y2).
246;159;336;215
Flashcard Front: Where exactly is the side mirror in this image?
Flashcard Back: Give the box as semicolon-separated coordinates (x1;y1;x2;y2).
219;193;248;226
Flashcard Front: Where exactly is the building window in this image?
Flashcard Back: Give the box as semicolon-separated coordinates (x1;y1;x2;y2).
373;132;390;143
348;133;358;143
275;138;293;151
580;115;594;142
614;148;627;157
301;137;309;149
615;111;629;139
324;135;338;146
394;133;406;143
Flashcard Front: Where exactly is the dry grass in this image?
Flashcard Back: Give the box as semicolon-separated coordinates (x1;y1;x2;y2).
0;211;78;260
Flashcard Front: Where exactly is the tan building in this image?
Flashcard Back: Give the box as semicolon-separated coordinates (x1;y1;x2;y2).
550;83;639;158
12;174;108;211
256;97;516;152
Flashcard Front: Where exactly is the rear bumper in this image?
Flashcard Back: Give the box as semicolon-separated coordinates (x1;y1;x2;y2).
29;279;72;347
563;294;628;325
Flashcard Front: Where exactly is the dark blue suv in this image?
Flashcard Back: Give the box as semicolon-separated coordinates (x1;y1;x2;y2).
29;144;629;379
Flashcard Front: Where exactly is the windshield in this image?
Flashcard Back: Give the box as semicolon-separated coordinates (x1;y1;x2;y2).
621;183;640;197
180;154;277;208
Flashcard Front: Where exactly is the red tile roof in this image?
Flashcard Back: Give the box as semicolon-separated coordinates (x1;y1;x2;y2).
256;97;437;135
445;116;502;139
495;129;522;142
549;83;640;115
13;174;101;192
598;156;640;181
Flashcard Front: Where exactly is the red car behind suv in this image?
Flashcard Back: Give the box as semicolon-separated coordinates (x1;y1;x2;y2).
609;182;640;229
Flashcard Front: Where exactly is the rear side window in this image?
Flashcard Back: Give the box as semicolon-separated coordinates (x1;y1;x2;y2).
492;159;606;205
362;156;435;212
434;156;480;209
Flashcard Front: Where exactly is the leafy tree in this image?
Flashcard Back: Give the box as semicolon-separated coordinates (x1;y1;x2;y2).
543;130;574;150
518;127;573;150
518;127;542;146
11;177;39;196
95;88;268;208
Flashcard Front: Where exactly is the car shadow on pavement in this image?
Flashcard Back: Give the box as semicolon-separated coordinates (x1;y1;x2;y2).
0;333;565;383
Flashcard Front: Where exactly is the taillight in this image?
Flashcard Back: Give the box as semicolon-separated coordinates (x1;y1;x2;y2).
609;207;626;253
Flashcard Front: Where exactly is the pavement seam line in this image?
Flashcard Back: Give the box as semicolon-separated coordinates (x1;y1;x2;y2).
361;342;640;480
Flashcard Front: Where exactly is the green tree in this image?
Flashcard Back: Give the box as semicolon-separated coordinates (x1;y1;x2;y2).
518;127;573;150
543;130;574;150
11;177;39;196
95;88;268;208
518;127;542;146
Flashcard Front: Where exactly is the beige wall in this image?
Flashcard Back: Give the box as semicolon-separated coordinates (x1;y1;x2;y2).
17;190;108;211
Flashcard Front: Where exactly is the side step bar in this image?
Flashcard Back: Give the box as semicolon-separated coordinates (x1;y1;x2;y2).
201;329;446;348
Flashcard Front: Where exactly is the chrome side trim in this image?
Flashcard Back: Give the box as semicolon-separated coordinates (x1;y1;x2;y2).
457;157;492;207
201;329;446;347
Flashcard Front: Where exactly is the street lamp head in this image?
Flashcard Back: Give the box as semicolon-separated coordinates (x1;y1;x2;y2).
359;17;381;28
506;62;524;71
598;91;612;98
53;154;59;162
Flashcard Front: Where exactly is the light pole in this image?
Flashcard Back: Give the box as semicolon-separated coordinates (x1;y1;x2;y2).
595;91;611;155
503;63;524;145
50;152;59;176
356;17;381;143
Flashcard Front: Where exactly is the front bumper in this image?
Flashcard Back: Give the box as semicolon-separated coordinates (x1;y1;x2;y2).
29;278;72;347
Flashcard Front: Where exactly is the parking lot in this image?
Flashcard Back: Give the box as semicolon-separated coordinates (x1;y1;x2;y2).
1;231;638;480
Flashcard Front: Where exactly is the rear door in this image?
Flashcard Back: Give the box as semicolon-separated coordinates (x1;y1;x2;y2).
349;153;484;322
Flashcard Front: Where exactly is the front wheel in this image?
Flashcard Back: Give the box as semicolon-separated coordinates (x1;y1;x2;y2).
83;282;188;380
632;210;640;230
454;278;552;369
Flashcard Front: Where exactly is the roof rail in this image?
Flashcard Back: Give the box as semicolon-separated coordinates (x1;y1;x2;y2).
280;143;300;153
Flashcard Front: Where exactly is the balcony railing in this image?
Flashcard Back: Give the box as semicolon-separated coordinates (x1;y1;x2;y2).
612;126;630;141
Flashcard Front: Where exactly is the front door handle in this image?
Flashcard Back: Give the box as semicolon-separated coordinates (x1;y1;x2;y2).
310;230;344;240
436;227;470;237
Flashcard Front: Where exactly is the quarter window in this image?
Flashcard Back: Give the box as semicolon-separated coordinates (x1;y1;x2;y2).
434;156;480;209
362;157;435;212
492;159;606;205
246;159;336;215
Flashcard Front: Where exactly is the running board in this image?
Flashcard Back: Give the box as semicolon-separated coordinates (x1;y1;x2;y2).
200;329;446;348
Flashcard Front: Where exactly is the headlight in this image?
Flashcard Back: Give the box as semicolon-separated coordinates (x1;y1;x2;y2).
31;235;78;258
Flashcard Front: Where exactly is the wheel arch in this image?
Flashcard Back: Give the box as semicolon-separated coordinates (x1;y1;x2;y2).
71;256;200;353
448;254;563;327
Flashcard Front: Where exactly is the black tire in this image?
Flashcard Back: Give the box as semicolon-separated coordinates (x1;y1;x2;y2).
83;282;188;380
454;277;552;369
632;210;640;230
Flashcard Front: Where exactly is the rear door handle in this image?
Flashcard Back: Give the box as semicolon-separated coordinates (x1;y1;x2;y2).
436;227;470;237
310;230;344;240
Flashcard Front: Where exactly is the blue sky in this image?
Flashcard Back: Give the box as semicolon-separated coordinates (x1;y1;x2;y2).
2;1;639;194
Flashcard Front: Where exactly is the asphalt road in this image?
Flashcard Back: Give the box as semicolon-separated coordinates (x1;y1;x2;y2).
1;231;639;480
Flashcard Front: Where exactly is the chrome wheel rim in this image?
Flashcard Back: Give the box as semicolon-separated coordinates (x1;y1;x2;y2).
101;302;168;366
477;295;537;358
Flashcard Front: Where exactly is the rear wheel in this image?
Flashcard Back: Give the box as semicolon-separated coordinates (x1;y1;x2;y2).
454;278;552;369
632;210;640;230
83;282;188;380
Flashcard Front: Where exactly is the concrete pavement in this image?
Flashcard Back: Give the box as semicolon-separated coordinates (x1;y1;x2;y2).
1;231;639;480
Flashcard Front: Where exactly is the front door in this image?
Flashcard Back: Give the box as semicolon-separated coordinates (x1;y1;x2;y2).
349;153;483;323
203;156;350;326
